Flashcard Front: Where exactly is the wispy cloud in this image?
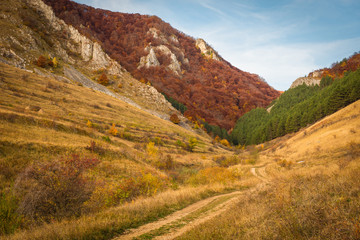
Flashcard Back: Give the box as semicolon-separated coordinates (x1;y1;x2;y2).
75;0;360;90
197;1;226;17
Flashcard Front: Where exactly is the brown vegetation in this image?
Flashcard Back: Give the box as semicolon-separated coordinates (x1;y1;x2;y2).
43;0;280;129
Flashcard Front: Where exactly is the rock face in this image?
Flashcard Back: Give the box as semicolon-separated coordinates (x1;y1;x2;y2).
290;77;321;89
139;48;160;68
27;0;282;130
138;28;185;75
138;44;183;75
25;0;126;75
195;38;220;61
0;0;188;126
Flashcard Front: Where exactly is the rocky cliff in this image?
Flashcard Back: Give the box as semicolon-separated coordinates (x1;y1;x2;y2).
290;77;321;89
0;0;182;123
44;0;280;130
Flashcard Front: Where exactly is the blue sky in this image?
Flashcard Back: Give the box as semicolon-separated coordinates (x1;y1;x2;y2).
73;0;360;90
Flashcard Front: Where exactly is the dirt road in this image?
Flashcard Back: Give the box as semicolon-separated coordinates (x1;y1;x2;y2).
113;190;242;240
113;166;269;240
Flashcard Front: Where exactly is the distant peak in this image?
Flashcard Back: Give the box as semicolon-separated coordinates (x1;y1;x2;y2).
195;38;220;61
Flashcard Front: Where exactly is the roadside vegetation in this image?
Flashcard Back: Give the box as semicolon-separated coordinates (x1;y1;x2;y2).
0;63;249;237
178;160;360;240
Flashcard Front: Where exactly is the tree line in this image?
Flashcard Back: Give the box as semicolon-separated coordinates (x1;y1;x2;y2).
231;69;360;145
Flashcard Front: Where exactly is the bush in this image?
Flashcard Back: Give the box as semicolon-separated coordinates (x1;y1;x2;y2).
216;155;240;167
187;167;236;186
98;72;109;85
220;139;231;148
170;114;180;124
187;137;198;152
146;142;158;159
36;55;47;68
0;192;22;235
85;141;105;155
15;154;99;222
87;172;166;209
108;123;118;136
277;159;294;169
156;155;175;170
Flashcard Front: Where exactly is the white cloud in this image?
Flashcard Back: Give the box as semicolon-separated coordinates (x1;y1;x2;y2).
76;0;360;91
218;37;360;91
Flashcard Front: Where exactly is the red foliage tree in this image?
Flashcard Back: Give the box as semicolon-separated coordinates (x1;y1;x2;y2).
43;0;281;130
98;72;109;85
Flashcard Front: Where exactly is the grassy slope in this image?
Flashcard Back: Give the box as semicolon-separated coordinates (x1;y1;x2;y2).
2;60;359;239
177;100;360;240
0;62;247;238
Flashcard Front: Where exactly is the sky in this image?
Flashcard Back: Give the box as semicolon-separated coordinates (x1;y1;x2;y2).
73;0;360;90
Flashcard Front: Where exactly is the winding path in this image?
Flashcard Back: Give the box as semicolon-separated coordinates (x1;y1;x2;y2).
113;165;270;240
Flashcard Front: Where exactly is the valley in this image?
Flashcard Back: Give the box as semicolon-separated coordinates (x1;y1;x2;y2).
0;0;359;239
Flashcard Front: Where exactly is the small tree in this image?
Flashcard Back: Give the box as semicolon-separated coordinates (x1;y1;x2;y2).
146;141;158;159
187;137;198;152
108;123;118;136
98;72;109;85
170;113;180;124
52;57;58;68
36;55;47;68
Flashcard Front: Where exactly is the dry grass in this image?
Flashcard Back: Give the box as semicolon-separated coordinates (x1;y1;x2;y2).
4;183;249;240
176;101;360;240
177;160;360;240
0;63;240;237
272;100;360;162
0;62;222;188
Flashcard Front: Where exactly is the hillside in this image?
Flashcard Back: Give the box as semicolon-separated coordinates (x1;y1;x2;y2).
1;0;360;239
0;0;189;125
231;52;360;146
177;100;360;239
310;51;360;79
42;0;280;130
2;61;359;238
0;61;241;236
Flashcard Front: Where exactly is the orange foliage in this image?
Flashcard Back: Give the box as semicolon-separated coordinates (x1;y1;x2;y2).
170;113;180;124
44;0;280;130
98;72;109;85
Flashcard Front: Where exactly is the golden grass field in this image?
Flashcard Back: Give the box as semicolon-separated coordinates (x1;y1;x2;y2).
1;62;359;239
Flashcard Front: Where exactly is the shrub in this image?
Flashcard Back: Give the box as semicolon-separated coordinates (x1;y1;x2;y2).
102;136;111;142
98;72;109;85
170;114;180;124
156;155;175;170
85;141;105;155
15;154;99;222
277;159;294;169
0;192;22;235
86;120;93;128
216;155;240;167
187;167;236;186
87;172;166;209
109;123;118;136
36;55;47;68
187;137;198;152
146;142;158;159
220;139;231;148
52;57;58;68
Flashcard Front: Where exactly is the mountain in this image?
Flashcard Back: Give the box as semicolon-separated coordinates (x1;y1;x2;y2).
0;0;190;126
231;52;360;145
1;1;359;238
42;0;280;130
290;52;360;89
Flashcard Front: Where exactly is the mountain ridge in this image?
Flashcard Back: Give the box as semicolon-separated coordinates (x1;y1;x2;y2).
43;0;280;130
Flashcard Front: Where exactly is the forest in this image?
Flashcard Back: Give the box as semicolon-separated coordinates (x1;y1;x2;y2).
231;68;360;145
43;0;279;130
